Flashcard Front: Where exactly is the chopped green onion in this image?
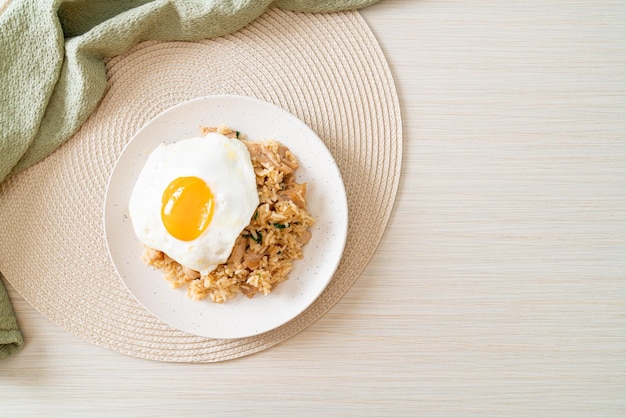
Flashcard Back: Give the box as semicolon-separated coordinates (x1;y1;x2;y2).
242;230;262;244
235;131;240;138
253;210;259;221
273;223;288;229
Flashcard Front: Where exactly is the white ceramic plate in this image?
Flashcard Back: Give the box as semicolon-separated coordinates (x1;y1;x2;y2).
104;95;348;339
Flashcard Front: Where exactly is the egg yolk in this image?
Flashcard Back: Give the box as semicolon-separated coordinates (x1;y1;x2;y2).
161;176;214;241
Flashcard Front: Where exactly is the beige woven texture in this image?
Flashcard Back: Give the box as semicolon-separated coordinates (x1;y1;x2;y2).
0;9;401;362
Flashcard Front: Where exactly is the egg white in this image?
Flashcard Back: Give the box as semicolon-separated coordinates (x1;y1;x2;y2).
128;133;259;275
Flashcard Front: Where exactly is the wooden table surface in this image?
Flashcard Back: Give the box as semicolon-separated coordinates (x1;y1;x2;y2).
2;0;625;416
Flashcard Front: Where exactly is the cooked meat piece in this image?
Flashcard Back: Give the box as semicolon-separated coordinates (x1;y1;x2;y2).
182;266;200;279
228;236;247;267
243;251;263;270
278;183;307;208
247;142;278;167
278;145;299;170
240;284;257;298
146;248;164;262
297;230;312;245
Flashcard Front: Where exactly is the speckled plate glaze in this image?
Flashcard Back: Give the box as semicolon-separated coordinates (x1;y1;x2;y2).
104;95;348;339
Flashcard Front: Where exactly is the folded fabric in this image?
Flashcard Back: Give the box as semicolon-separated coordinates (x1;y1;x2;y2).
0;273;23;360
0;0;379;359
0;0;379;182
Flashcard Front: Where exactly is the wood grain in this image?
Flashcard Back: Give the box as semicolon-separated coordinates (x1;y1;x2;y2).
1;0;625;416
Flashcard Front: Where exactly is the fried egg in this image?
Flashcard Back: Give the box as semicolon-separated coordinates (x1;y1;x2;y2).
128;133;259;275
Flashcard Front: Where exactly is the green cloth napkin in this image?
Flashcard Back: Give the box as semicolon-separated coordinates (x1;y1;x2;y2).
0;0;379;359
0;273;23;360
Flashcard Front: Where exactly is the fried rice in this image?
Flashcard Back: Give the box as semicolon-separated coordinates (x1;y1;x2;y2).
142;126;314;303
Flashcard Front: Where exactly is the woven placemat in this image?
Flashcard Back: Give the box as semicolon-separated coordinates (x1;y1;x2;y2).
0;8;401;362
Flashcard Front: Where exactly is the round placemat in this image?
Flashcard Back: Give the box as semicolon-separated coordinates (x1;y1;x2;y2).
0;8;401;362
